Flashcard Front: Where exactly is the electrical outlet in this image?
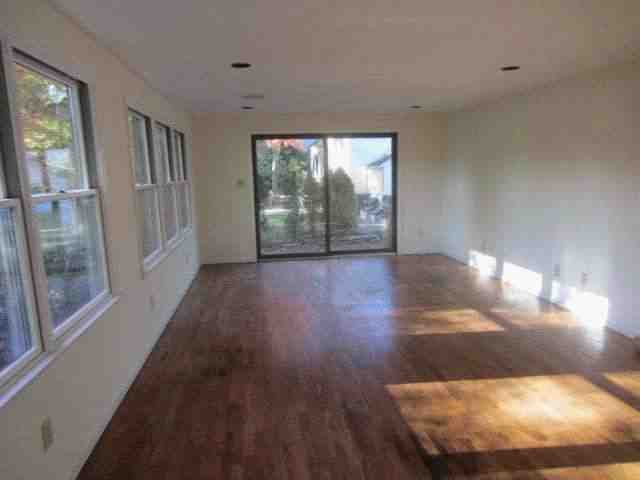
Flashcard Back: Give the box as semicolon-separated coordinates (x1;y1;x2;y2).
553;264;561;278
41;417;54;452
149;294;156;311
581;272;589;288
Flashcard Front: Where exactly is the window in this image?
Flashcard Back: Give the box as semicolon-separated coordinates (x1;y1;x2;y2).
128;110;162;263
0;183;40;385
154;123;179;244
0;44;112;391
128;114;192;272
172;130;191;231
14;55;110;331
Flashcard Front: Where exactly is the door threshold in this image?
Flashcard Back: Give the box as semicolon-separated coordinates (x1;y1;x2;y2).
259;251;397;263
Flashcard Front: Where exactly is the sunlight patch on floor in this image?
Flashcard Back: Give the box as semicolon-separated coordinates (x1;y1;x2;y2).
346;306;504;335
391;307;504;335
605;371;640;400
387;375;640;455
464;462;640;479
491;308;578;329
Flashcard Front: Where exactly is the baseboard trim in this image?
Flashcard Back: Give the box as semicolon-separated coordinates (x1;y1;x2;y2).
68;267;199;480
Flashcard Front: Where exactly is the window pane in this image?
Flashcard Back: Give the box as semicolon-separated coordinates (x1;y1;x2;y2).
128;112;150;185
328;137;394;251
255;138;327;256
154;124;170;183
172;131;180;180
34;196;106;327
0;208;34;372
180;133;187;180
15;63;86;194
175;132;186;181
137;189;160;258
162;185;177;241
156;124;174;182
177;183;189;230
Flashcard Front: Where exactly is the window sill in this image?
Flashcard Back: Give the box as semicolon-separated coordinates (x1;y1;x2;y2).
142;227;193;276
0;295;119;410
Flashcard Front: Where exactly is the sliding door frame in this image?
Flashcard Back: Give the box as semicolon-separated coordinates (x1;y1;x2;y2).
251;132;398;260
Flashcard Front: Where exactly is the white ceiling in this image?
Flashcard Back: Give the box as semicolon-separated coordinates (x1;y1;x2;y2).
52;0;640;113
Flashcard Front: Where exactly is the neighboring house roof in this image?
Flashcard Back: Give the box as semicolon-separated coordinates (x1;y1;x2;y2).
368;153;391;168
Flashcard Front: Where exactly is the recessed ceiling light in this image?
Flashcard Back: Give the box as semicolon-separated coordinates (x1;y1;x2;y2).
242;94;265;100
410;105;422;109
231;62;252;69
501;65;521;72
242;106;254;110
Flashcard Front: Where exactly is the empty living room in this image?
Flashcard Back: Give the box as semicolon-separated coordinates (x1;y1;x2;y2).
2;1;640;478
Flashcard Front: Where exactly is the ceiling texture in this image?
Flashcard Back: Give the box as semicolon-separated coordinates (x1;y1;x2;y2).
51;0;640;113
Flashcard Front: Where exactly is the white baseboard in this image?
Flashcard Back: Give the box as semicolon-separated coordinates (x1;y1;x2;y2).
68;267;199;480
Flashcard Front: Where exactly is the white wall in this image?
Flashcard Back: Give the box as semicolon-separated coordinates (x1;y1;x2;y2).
0;1;199;479
442;60;640;338
192;112;446;263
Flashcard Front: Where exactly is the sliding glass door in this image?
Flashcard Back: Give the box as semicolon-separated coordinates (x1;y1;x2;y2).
253;133;396;259
254;136;327;256
327;135;394;251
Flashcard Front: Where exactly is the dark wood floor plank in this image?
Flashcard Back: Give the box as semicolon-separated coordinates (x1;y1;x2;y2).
78;255;640;479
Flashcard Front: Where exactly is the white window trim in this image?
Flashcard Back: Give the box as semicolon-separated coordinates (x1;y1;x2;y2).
172;130;192;232
137;185;163;267
0;39;117;400
0;199;42;388
15;54;90;193
128;111;192;276
129;110;153;187
13;52;112;343
127;109;164;268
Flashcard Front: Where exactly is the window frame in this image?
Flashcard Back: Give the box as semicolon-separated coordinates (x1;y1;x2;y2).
127;113;192;274
153;122;180;247
172;130;191;232
251;132;398;260
14;54;90;196
128;109;163;268
13;51;112;341
0;38;115;395
129;109;153;186
0;197;42;387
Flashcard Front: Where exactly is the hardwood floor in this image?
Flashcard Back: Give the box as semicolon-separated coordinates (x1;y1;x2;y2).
77;255;640;479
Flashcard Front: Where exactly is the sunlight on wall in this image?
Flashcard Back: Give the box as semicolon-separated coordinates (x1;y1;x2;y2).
502;262;543;297
552;281;610;329
469;250;497;277
387;375;640;455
